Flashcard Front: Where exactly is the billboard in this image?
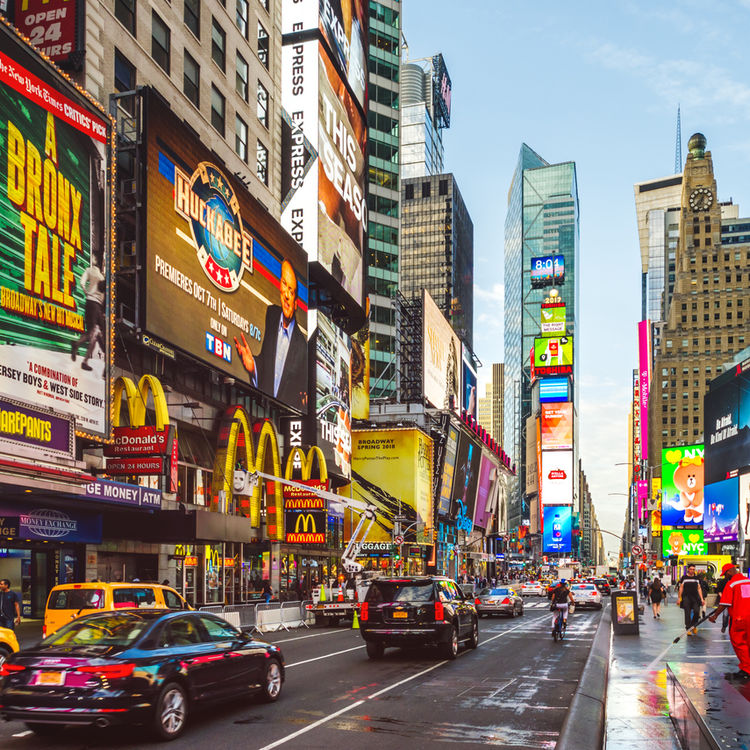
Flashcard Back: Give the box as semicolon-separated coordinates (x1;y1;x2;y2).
432;53;451;128
660;444;704;527
539;377;569;403
543;505;572;553
704;476;739;543
541;403;573;450
281;39;366;306
525;415;538;495
451;431;482;527
0;34;112;438
350;298;369;419
741;474;750;547
284;479;328;544
540;304;566;337
638;320;651;461
312;311;351;479
437;424;459;516
422;289;461;412
473;451;499;529
462;344;477;418
348;428;433;543
12;0;83;66
662;528;707;558
530;254;564;287
143;92;308;412
534;336;573;377
541;450;573;505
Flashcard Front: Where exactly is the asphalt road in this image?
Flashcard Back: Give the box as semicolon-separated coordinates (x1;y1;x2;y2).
0;601;604;749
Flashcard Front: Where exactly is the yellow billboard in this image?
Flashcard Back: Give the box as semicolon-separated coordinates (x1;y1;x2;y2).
345;428;433;543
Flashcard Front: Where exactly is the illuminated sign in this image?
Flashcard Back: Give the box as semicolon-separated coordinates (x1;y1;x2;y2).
423;290;461;413
0;397;73;457
704;476;739;543
531;255;565;287
432;53;451;128
13;0;82;65
661;528;707;557
543;506;571;553
534;336;573;377
541;450;573;505
661;444;704;527
540;403;573;450
540;304;566;336
437;425;459;516
539;377;569;403
284;479;328;544
638;321;651;461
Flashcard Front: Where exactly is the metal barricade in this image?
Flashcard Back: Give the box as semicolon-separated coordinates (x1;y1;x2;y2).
222;604;259;633
301;599;316;626
280;600;306;629
256;602;286;633
198;605;225;615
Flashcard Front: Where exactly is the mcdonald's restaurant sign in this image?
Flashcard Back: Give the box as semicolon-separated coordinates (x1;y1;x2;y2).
283;479;328;545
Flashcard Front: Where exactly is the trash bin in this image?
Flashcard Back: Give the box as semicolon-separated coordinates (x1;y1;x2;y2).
611;590;639;635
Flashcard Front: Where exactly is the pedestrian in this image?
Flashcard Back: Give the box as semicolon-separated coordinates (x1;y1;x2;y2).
0;579;21;630
161;579;170;587
261;580;273;603
716;574;731;633
649;576;666;618
698;572;710;618
708;563;750;680
678;563;705;635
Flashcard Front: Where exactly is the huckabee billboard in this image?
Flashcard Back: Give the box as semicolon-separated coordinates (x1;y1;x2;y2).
0;26;112;438
143;91;309;413
422;289;461;413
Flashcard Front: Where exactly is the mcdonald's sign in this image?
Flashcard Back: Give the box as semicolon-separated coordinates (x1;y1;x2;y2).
283;478;328;545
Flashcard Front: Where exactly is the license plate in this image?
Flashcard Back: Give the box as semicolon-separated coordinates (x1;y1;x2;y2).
36;671;65;686
392;611;407;619
486;599;497;604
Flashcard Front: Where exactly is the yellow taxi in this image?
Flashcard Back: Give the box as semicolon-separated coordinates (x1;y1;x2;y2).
0;626;19;667
44;582;191;637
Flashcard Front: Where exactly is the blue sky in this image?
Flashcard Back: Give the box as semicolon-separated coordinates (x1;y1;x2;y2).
403;0;750;554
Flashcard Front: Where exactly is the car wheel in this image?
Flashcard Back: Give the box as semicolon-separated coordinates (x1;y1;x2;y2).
467;618;479;649
25;723;59;737
366;641;384;660
440;624;459;660
259;658;283;702
152;681;188;741
0;646;11;670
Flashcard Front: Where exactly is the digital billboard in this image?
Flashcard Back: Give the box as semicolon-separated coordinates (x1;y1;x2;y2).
534;336;573;377
704;476;739;543
350;298;369;419
541;450;573;505
540;304;566;337
662;528;707;558
539;377;569;403
437;424;459;516
281;39;366;306
541;403;573;450
422;290;461;413
530;255;564;287
432;53;451;128
661;444;704;527
525;415;538;495
347;428;433;543
462;344;477;419
543;506;571;553
742;474;750;546
0;31;112;438
451;431;482;527
144;93;308;411
283;479;328;544
638;320;651;461
473;451;499;529
312;311;351;479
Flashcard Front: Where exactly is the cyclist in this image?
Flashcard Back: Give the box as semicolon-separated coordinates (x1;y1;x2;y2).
549;579;575;634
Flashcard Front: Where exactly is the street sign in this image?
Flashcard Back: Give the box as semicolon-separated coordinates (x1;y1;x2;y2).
394;534;404;546
631;544;643;555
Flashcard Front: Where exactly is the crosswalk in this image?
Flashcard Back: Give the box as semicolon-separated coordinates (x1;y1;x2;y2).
521;600;604;610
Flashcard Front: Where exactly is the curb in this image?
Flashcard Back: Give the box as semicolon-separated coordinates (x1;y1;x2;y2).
555;606;611;750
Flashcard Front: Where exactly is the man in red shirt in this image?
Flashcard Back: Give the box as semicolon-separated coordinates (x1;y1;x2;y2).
709;563;750;680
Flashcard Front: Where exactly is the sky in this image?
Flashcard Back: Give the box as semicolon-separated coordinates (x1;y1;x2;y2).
402;0;750;555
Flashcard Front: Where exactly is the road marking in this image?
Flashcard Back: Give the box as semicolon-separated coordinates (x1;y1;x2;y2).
12;731;32;738
271;630;342;644
286;644;364;668
259;613;553;749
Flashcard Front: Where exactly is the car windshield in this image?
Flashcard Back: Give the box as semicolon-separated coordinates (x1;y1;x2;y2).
367;581;435;603
44;614;152;647
481;588;511;596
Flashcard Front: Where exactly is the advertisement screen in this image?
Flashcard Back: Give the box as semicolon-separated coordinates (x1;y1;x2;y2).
539;377;569;403
543;505;571;553
530;255;564;287
312;311;351;479
661;444;704;527
437;424;459;516
144;93;308;412
350;299;369;419
704;476;739;542
473;451;499;529
638;320;651;461
525;415;538;495
534;336;573;377
347;429;433;543
462;345;477;419
742;474;750;546
281;40;366;307
0;40;111;438
662;528;707;558
540;304;566;337
451;431;482;527
422;290;461;412
432;53;451;127
541;403;573;450
541;450;573;505
283;479;328;544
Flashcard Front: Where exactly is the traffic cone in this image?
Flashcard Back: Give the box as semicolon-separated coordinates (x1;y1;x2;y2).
319;584;326;602
337;584;344;602
352;608;359;629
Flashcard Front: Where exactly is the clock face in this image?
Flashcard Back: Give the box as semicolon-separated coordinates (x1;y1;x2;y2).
689;187;714;211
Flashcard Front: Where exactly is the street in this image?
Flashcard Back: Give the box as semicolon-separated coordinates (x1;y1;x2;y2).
0;604;603;749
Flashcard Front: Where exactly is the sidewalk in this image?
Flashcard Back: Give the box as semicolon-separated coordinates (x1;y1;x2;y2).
15;619;43;649
605;598;736;749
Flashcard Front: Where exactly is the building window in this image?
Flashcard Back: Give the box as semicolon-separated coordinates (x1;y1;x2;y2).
405;183;414;200
235;52;249;100
236;0;248;37
114;49;135;92
212;18;226;71
211;85;225;135
115;0;136;35
256;140;268;185
151;12;171;74
183;51;200;106
422;181;430;198
184;0;200;37
257;81;268;127
439;180;448;196
257;22;269;68
235;115;248;162
259;0;269;10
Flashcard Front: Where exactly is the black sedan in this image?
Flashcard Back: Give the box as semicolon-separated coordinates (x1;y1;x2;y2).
0;609;284;741
474;587;524;618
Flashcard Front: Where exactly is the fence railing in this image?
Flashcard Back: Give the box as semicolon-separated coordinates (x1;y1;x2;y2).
199;600;312;634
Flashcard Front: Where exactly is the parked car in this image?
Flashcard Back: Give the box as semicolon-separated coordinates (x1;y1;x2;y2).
520;581;545;597
0;610;284;741
594;578;611;595
570;583;603;609
359;576;478;660
0;627;19;668
475;587;524;618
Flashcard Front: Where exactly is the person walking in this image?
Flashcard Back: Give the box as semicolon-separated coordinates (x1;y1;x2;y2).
708;563;750;680
678;563;705;635
698;572;710;618
649;576;666;619
716;574;731;633
261;580;273;603
0;579;21;630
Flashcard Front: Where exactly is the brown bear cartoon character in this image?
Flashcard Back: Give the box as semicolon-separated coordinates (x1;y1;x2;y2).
670;456;704;523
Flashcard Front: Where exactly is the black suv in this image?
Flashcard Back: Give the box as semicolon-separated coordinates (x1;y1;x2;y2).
359;576;479;660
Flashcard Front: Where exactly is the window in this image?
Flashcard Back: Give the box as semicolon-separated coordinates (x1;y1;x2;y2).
235;115;248;162
115;0;135;35
151;12;171;73
257;81;269;127
236;0;248;37
183;51;200;106
212;18;226;71
114;49;135;92
200;615;240;641
256;140;268;185
259;0;269;10
404;183;414;200
160;616;203;647
184;0;200;37
113;588;156;608
235;52;249;100
257;21;269;68
439;179;448;196
422;181;430;198
211;85;225;135
163;590;186;610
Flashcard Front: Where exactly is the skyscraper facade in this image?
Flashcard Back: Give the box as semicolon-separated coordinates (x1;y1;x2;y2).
477;363;504;441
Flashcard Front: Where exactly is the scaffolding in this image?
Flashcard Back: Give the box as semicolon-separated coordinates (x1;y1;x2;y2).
395;292;424;404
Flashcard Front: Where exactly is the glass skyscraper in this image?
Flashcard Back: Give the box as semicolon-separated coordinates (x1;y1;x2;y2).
503;145;579;531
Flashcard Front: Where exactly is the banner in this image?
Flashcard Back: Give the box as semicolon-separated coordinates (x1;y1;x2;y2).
661;444;704;527
436;424;459;517
422;289;461;412
638;321;651;461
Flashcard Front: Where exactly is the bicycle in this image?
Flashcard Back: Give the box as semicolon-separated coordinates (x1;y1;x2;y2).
552;607;566;641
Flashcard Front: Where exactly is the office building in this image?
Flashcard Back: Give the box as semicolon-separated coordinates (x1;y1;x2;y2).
477;364;505;441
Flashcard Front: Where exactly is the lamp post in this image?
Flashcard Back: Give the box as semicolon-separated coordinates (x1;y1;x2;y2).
609;490;641;596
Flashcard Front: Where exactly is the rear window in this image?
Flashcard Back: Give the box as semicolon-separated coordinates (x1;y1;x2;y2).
366;581;435;604
48;589;105;610
112;588;157;609
481;588;511;596
44;614;151;647
574;584;596;590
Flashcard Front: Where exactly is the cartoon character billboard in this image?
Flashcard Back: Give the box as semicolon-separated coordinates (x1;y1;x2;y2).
660;444;704;527
661;528;707;558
